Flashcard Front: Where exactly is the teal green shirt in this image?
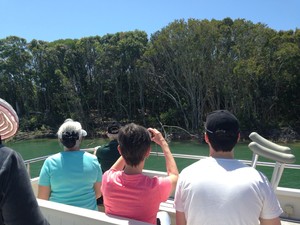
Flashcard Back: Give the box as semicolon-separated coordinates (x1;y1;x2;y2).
39;151;102;210
96;139;120;173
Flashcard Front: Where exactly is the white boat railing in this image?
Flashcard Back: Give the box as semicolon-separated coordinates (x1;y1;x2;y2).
23;152;300;179
24;154;53;176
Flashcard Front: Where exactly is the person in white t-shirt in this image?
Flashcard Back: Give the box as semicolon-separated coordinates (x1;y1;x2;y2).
174;110;283;225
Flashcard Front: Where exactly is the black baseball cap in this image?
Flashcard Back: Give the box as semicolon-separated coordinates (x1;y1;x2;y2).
205;110;239;136
107;122;121;134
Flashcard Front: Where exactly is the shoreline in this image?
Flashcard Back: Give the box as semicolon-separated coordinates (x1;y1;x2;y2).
9;128;300;144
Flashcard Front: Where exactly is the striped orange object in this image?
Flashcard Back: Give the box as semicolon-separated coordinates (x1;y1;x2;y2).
0;98;19;140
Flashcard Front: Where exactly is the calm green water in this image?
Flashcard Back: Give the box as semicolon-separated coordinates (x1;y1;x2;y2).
6;138;300;189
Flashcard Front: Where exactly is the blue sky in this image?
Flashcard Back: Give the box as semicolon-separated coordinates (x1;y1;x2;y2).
0;0;299;42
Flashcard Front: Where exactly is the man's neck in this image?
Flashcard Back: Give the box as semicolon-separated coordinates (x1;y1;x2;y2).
210;150;234;159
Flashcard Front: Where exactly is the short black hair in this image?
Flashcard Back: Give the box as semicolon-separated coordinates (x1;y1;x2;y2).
118;123;151;167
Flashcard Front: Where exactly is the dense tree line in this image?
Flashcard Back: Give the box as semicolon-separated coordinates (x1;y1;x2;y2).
0;18;299;138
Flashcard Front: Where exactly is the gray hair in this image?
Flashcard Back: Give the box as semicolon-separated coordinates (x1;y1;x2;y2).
57;118;87;139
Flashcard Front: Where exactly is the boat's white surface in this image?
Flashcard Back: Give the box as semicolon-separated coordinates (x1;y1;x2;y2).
37;198;152;225
31;170;300;225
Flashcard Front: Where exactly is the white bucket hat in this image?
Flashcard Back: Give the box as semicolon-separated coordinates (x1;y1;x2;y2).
0;98;19;140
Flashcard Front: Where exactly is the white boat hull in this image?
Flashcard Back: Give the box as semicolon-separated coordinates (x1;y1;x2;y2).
31;169;300;225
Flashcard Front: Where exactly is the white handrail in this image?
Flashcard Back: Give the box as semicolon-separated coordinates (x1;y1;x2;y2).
248;142;295;164
23;152;300;178
249;132;291;153
248;132;296;190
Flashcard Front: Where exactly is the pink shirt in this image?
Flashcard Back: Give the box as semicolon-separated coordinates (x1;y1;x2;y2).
102;169;172;224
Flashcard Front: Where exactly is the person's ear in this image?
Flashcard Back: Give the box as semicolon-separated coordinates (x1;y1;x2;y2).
146;147;151;157
117;145;122;155
204;133;210;144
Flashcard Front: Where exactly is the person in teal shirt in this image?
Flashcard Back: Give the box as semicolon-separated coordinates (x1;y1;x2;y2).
38;119;102;211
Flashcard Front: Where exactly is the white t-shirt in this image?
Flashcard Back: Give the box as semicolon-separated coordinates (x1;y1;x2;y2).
174;157;283;225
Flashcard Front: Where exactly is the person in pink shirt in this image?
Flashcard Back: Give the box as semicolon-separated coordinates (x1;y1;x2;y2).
101;123;178;224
